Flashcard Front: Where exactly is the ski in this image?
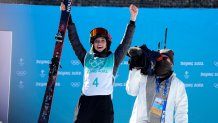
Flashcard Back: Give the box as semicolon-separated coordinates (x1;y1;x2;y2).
38;0;72;122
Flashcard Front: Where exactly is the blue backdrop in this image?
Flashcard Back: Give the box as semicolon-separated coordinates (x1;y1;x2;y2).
0;3;218;123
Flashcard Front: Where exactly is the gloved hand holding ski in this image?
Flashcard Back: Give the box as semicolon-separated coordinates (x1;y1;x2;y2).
38;0;72;123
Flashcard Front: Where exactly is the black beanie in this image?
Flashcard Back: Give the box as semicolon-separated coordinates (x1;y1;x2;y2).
159;49;174;64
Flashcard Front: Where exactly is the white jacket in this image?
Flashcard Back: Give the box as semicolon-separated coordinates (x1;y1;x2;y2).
126;69;188;123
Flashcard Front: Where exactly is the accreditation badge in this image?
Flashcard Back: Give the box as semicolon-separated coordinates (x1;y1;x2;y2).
150;97;164;116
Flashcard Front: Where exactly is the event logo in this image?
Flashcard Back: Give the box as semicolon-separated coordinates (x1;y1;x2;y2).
89;58;105;69
36;60;50;65
71;60;80;65
114;82;126;87
71;71;82;75
18;81;24;88
214;61;218;67
40;69;46;78
184;71;189;79
71;82;80;87
180;61;204;66
194;83;204;88
185;83;193;88
214;83;218;88
200;72;214;77
16;70;27;76
18;58;24;66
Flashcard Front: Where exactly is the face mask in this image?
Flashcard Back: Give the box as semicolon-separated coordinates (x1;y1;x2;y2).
155;55;173;77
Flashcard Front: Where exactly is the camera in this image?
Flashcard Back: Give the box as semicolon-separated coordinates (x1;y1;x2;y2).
127;44;160;75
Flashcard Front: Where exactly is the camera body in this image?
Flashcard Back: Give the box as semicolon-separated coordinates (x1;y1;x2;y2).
127;44;160;75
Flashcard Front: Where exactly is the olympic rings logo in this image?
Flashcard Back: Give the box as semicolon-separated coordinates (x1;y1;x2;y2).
16;71;27;76
71;82;81;87
71;60;80;65
89;58;105;68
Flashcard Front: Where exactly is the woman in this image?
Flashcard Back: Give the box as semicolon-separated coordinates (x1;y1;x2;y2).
61;3;138;123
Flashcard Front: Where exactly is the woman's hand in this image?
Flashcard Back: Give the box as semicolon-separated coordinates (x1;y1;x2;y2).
60;2;66;11
129;4;138;21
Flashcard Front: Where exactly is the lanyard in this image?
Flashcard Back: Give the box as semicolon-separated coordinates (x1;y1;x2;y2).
155;77;169;123
155;77;169;96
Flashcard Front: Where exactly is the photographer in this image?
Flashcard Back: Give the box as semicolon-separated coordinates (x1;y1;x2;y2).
126;45;188;123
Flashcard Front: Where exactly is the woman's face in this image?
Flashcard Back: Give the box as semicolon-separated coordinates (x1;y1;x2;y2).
93;37;107;52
